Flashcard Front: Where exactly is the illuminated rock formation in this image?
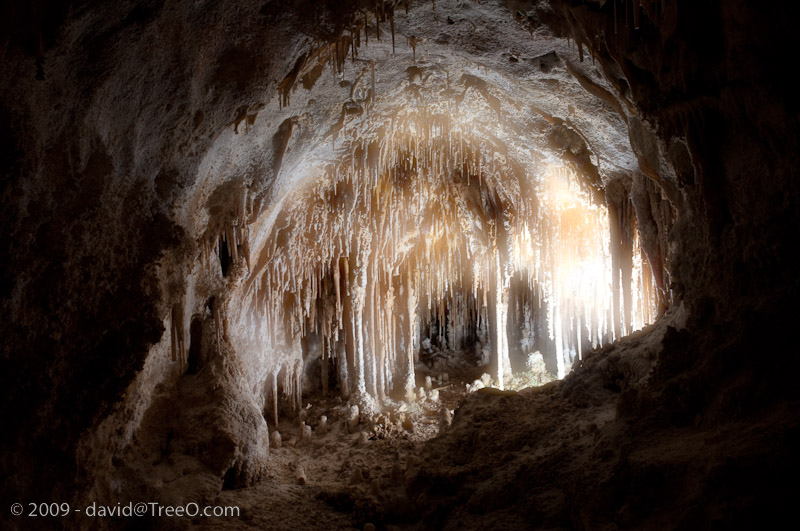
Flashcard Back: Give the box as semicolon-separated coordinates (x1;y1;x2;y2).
1;1;797;529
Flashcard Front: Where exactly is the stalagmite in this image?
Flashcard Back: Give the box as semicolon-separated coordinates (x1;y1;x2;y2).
296;464;307;485
347;405;360;433
300;421;312;444
439;407;452;431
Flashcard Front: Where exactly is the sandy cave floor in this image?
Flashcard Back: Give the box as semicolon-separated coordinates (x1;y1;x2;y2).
161;363;487;531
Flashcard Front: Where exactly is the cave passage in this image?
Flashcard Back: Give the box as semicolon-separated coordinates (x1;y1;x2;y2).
20;0;797;528
95;3;688;521
1;0;798;527
112;0;691;450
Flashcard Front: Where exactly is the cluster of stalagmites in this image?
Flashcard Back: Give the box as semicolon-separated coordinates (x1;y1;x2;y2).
266;396;455;465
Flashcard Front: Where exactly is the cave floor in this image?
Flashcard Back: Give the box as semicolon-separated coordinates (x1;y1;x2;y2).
162;367;483;531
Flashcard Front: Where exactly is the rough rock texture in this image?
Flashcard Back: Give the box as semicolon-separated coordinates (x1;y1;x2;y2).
406;1;800;528
1;0;799;530
409;314;800;529
0;0;306;523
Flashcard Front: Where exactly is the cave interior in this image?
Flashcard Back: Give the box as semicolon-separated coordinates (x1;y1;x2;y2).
1;0;799;530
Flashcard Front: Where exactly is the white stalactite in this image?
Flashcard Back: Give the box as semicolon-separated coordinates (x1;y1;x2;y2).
245;112;659;405
353;268;367;398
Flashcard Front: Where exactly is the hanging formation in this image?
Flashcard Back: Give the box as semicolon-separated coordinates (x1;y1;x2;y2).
240;109;658;416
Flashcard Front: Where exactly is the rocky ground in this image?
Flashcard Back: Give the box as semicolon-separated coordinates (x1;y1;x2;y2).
154;368;479;531
133;341;550;531
144;305;800;531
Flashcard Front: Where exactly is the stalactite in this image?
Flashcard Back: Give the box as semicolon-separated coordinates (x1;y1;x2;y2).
322;334;329;396
353;267;368;397
170;303;185;366
389;10;396;54
404;267;417;400
370;60;376;105
374;2;380;41
247;111;657;406
625;0;629;29
272;370;279;426
294;359;303;412
491;246;509;389
407;36;418;63
351;24;357;64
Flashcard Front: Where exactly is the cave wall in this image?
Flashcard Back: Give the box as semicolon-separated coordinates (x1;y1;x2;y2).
543;0;800;311
404;2;800;527
531;0;800;428
0;0;310;511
